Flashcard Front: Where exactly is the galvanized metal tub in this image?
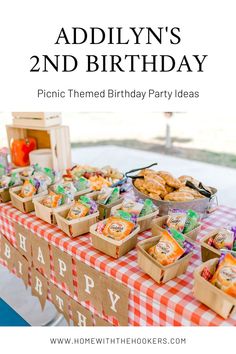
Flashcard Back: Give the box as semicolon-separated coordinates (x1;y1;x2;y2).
132;181;218;218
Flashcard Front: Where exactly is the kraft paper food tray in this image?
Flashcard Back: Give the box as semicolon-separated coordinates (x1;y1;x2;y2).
33;195;71;224
193;258;236;319
10;186;48;213
0;168;25;203
85;191;124;220
137;235;193;284
111;203;159;233
200;229;221;262
95;197;124;220
0;188;11;203
54;207;99;238
151;215;202;242
90;223;140;259
74;187;92;198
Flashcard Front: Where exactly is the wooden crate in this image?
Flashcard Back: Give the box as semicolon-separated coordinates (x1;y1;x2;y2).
33;196;71;224
200;229;221;262
6;125;71;172
54;207;99;238
151;215;201;242
90;223;140;259
12;112;61;128
137;236;193;284
111;203;159;233
10;186;48;213
193;258;236;319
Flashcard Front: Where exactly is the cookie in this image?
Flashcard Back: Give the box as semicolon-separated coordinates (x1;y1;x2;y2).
134;178;145;189
164;191;194;202
144;175;166;193
178;175;199;186
149;192;162;200
165;185;175;194
138;169;156;177
178;186;203;199
158;171;181;189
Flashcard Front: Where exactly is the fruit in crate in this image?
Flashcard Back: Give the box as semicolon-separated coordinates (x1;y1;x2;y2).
11;138;37;167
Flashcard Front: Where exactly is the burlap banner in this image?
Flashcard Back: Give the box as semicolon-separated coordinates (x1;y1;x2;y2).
31;267;48;310
101;274;129;326
14;222;31;261
31;233;51;278
0;234;15;272
50;283;70;325
51;245;74;294
70;298;93;326
94;315;113;326
14;248;29;288
76;260;103;313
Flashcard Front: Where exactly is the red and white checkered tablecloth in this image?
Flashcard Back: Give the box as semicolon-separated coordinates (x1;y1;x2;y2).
0;202;236;326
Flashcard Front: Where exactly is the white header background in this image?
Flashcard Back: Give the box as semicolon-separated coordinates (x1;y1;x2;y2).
0;0;235;111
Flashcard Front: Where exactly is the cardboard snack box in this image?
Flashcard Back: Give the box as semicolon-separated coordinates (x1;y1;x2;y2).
10;186;48;213
54;207;99;238
33;195;71;224
193;258;236;319
200;229;222;262
90;222;140;259
151;215;202;242
137;235;193;284
111;203;159;233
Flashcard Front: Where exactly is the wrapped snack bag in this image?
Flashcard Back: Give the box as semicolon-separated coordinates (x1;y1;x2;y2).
148;230;185;266
183;209;199;233
97;186;112;204
79;195;98;215
42;191;63;208
107;187;120;204
20;166;35;178
114;210;133;222
211;253;236;297
67;201;89;220
97;186;120;205
66;195;98;220
213;229;234;250
169;228;185;248
139;199;157;217
115;209;137;224
73;177;90;191
231;226;236;251
61;182;77;200
166;209;187;232
19;179;36;198
0;172;22;189
102;216;134;240
201;266;213;281
0;164;6;178
120;199;144;216
51;184;75;204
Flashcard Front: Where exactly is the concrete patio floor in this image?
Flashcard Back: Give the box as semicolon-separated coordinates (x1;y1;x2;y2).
1;145;235;326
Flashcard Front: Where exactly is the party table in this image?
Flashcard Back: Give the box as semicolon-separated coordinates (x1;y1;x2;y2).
0;202;236;326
